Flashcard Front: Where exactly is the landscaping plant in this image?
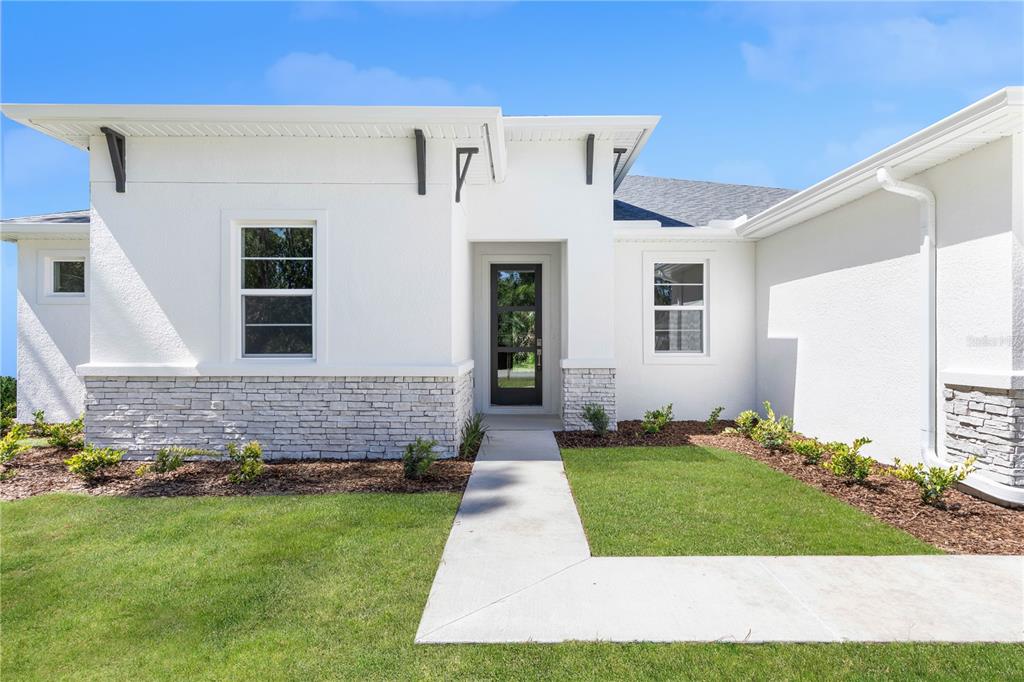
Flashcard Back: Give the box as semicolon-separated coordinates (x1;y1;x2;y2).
1;376;17;434
32;409;49;436
459;414;488;458
0;423;29;465
822;437;874;482
791;438;826;465
890;455;977;505
641;403;673;435
402;437;438;480
65;444;124;480
734;409;759;437
46;416;85;450
582;403;610;436
226;440;264;484
705;406;724;433
750;401;793;451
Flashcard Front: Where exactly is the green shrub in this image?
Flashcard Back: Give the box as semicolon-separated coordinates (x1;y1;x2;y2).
735;410;760;437
0;424;29;465
582;403;610;436
641;403;673;435
705;406;725;433
226;440;264;484
750;401;794;451
0;376;16;435
46;416;84;450
822;437;875;482
151;446;210;473
890;455;977;505
403;437;438;480
32;409;48;436
65;444;124;479
459;414;488;458
791;438;826;464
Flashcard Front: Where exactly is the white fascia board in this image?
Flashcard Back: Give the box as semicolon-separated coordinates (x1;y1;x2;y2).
614;225;747;243
738;87;1023;240
1;222;89;242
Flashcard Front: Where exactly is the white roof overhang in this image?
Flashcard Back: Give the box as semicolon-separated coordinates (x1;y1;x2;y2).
738;87;1023;239
1;221;89;242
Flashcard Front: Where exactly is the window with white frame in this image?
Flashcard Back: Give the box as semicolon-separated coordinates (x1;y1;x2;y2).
653;262;705;353
38;250;88;303
240;226;314;357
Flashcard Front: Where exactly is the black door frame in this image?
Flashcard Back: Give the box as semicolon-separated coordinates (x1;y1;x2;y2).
490;263;542;406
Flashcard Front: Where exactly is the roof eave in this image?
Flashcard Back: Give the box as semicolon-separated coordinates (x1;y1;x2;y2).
1;222;89;242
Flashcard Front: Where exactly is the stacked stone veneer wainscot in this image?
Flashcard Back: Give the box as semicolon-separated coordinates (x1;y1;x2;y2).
85;371;474;460
944;384;1024;488
561;367;617;431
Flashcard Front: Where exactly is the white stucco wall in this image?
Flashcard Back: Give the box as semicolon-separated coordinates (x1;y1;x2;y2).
755;137;1016;463
615;233;757;420
16;238;89;422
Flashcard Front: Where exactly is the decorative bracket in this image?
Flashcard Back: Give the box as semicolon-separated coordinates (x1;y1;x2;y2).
455;147;478;203
100;126;126;193
415;129;426;195
585;133;595;185
613;147;628;174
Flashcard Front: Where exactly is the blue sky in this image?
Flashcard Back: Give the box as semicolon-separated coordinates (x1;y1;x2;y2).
1;1;1022;375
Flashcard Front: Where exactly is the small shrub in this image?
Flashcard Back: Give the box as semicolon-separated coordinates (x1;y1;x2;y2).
0;376;15;434
750;401;794;451
0;424;29;465
65;444;124;479
735;410;760;437
705;406;725;433
822;437;875;482
47;416;84;450
32;409;48;436
582;403;610;436
459;414;488;458
403;437;438;480
890;456;977;505
791;438;826;465
641;403;673;435
151;446;208;473
226;440;264;484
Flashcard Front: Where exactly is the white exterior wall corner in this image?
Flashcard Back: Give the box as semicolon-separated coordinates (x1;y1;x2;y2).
15;239;90;422
754;137;1017;469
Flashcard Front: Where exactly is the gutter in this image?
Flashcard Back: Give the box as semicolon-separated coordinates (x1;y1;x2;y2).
876;168;1024;507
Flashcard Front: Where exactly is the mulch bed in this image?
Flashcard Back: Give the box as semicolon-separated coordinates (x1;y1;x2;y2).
556;420;1024;555
0;447;472;501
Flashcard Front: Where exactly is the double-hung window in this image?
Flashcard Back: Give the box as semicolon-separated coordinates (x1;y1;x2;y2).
653;262;706;354
240;225;314;357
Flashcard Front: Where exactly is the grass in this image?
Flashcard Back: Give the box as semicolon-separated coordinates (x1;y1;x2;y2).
562;445;941;556
2;493;1013;680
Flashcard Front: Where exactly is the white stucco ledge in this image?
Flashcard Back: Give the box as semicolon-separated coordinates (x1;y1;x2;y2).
76;360;475;378
941;369;1024;391
560;358;617;369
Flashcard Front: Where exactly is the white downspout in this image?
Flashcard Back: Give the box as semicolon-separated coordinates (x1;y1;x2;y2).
876;168;940;467
877;167;1024;506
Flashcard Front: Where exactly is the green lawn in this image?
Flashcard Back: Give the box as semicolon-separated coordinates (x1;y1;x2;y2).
2;492;1012;680
562;445;941;556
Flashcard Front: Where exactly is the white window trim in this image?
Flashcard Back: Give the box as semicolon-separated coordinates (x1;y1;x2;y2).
220;210;329;365
37;249;88;304
642;252;712;365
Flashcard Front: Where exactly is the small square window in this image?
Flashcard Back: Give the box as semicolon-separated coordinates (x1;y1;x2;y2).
53;260;86;294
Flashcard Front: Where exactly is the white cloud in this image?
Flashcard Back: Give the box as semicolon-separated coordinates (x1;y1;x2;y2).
708;159;778;188
265;52;493;105
738;6;1023;89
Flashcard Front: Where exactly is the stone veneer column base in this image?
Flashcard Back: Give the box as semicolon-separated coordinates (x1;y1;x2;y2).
561;367;617;431
944;384;1024;488
84;372;474;460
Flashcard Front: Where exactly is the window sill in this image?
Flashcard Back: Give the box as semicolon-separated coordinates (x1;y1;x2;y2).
643;353;716;366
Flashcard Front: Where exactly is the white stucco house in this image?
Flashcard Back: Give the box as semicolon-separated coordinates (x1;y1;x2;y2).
2;88;1022;504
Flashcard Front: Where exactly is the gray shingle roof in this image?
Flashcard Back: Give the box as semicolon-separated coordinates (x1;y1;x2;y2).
1;209;90;224
614;176;797;227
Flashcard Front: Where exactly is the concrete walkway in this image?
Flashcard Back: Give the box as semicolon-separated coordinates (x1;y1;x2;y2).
416;430;1024;643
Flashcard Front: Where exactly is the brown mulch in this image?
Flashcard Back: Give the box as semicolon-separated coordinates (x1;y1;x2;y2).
555;420;1024;555
0;447;472;501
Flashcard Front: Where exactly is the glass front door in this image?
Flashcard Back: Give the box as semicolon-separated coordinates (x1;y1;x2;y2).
491;264;542;406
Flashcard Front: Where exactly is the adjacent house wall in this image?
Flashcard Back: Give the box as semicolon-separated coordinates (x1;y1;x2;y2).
16;238;89;422
615;234;757;421
755;138;1016;466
